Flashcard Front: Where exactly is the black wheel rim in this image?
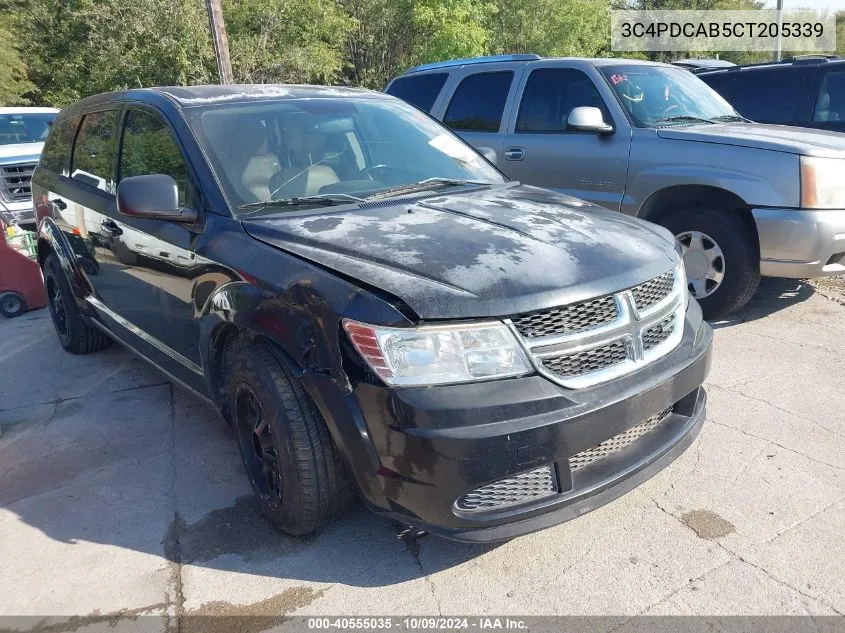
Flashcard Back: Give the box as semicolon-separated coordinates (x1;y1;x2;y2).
47;277;69;340
235;384;282;508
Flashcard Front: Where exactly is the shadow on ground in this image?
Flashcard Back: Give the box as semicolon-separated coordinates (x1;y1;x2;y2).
708;277;815;330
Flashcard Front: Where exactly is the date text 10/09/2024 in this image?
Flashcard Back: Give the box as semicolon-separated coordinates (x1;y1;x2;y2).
307;617;529;630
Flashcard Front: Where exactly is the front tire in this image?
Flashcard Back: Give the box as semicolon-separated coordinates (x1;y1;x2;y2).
659;207;760;319
43;254;112;353
0;292;26;318
227;340;354;536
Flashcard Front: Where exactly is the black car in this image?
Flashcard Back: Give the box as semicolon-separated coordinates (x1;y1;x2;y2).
31;85;712;542
698;56;845;133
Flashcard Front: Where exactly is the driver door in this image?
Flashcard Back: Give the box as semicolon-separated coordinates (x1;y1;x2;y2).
500;67;632;212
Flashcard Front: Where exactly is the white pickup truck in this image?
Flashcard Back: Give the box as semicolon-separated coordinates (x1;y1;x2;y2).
0;107;59;229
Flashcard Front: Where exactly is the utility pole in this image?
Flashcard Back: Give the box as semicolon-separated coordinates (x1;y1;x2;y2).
205;0;234;84
774;0;784;62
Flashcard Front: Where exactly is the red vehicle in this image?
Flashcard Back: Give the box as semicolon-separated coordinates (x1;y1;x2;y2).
0;213;46;317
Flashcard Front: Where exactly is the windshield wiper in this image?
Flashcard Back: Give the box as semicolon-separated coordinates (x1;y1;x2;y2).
364;177;490;201
237;192;365;216
654;115;716;126
709;114;751;123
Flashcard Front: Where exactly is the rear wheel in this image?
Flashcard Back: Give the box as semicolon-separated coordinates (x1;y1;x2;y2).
44;254;112;353
0;293;25;318
227;340;354;536
659;207;760;319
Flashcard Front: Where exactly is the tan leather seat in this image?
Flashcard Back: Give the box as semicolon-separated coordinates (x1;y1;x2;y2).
242;153;282;201
268;165;340;199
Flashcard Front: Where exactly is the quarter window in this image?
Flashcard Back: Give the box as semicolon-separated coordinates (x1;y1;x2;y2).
813;70;845;123
40;117;79;175
119;109;194;207
444;71;514;133
517;69;608;133
71;110;119;191
386;73;448;113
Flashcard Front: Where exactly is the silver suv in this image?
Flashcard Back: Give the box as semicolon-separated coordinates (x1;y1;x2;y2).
387;55;845;318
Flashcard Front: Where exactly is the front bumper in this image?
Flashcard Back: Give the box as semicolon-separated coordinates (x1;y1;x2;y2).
345;302;712;542
753;208;845;278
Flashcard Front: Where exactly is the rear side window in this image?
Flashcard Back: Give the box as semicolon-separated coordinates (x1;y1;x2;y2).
444;71;514;133
718;68;806;123
813;69;845;122
119;109;194;206
517;68;608;133
40;117;79;175
71;110;120;191
386;73;448;113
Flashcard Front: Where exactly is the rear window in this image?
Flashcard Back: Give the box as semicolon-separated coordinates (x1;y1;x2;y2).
703;67;807;123
443;71;514;133
40;117;79;175
385;73;448;113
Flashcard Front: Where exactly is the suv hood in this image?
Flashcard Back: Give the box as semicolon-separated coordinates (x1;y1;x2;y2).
243;185;677;320
657;123;845;157
0;142;44;164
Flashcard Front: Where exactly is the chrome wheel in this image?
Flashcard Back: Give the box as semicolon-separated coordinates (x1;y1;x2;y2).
676;230;725;299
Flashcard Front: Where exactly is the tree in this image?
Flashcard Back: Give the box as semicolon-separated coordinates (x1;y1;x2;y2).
411;0;494;64
0;20;34;104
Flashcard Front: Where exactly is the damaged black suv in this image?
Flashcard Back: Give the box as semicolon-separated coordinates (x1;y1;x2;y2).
31;85;712;541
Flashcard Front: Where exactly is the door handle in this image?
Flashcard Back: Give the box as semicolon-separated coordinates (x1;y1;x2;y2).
101;219;123;237
504;147;525;161
52;198;67;210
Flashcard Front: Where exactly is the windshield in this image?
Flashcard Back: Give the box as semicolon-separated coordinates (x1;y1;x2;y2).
0;113;57;145
600;65;740;128
186;97;505;213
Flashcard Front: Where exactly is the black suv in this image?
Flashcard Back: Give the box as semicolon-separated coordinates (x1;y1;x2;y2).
31;85;711;542
698;56;845;133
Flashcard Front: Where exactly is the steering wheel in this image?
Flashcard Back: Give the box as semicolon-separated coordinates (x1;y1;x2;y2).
360;164;389;179
662;103;682;117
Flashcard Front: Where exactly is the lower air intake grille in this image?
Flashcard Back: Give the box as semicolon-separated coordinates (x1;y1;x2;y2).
455;465;557;513
569;408;673;472
542;339;628;378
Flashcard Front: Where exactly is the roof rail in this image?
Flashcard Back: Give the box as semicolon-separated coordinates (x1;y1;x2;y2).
405;54;541;74
786;54;839;61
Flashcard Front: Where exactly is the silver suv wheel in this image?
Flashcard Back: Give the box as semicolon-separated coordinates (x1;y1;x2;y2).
676;230;725;299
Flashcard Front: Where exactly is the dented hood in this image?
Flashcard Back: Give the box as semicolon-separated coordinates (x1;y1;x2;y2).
242;185;678;319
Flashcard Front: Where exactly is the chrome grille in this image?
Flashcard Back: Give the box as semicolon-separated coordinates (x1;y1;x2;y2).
642;314;675;351
631;271;674;313
512;295;618;339
509;266;684;389
542;340;628;378
569;408;672;472
0;162;36;202
454;465;557;513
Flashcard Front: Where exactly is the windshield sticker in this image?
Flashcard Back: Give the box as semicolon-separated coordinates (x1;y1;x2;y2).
609;73;628;85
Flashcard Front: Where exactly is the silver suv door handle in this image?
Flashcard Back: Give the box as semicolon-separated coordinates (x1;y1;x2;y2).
504;147;525;161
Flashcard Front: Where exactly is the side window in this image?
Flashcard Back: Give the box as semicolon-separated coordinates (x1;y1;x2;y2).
698;73;734;103
71;110;119;192
119;109;194;207
443;71;514;133
727;68;804;123
813;69;845;122
517;68;608;133
40;117;79;175
386;73;448;113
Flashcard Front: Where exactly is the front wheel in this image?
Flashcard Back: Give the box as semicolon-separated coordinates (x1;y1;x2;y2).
0;292;26;318
659;207;760;319
227;340;354;536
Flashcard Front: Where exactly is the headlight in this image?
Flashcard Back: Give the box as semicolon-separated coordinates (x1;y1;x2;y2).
800;156;845;209
343;319;533;387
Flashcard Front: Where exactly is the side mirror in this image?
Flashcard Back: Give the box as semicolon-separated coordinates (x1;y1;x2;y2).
566;107;614;135
477;146;499;163
117;175;198;223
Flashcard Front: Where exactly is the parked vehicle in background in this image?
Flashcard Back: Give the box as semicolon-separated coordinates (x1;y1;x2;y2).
698;56;845;132
671;59;736;72
30;85;711;541
387;55;845;318
0;107;59;229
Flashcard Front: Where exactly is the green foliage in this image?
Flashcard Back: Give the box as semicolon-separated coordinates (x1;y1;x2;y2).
2;0;794;107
